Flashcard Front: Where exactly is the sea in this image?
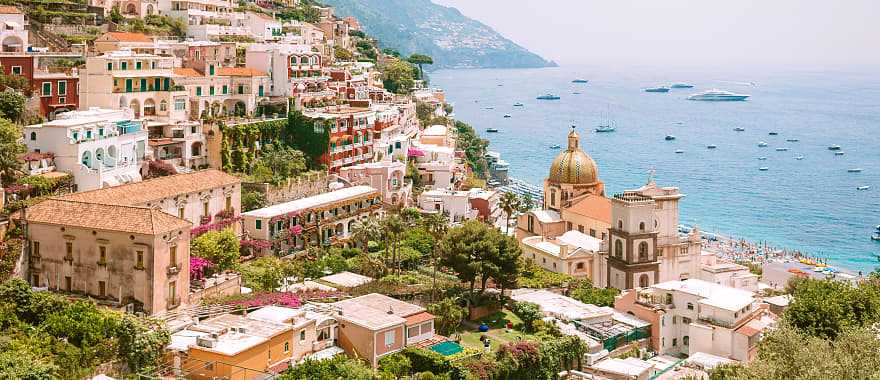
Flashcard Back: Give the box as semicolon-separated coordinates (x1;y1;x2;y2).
432;64;880;272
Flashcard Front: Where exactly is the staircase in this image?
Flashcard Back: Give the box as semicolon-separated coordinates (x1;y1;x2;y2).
28;22;72;51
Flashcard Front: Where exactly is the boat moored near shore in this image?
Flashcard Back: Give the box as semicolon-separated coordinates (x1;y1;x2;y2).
687;89;750;101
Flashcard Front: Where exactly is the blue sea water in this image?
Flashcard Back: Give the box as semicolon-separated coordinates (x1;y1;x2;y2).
432;65;880;272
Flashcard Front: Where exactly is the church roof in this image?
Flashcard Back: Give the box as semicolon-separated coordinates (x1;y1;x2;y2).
564;195;611;224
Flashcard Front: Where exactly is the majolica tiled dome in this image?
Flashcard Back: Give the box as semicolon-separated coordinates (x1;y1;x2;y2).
548;129;599;185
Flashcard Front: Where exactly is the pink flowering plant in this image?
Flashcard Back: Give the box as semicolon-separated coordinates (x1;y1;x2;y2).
190;256;215;281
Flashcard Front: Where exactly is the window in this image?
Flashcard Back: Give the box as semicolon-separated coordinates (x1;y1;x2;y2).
178;207;185;219
209;86;215;95
683;336;689;346
576;262;584;270
65;242;73;258
618;220;623;229
672;338;677;347
255;220;262;230
42;82;52;96
169;246;177;267
638;242;649;262
222;85;228;94
384;330;395;347
121;61;128;70
238;84;244;94
300;330;306;342
98;281;106;297
32;274;39;286
99;246;107;263
258;85;264;96
284;342;290;352
614;239;623;259
168;281;177;304
33;241;40;256
136;250;144;268
687;302;694;310
107;62;113;71
589;228;596;237
578;225;584;233
203;201;209;217
209;65;215;75
29;132;36;141
683;317;692;324
136;61;142;70
160;100;167;112
225;196;232;211
639;222;645;231
175;98;186;111
408;326;419;338
196;87;202;96
64;276;72;291
151;61;156;69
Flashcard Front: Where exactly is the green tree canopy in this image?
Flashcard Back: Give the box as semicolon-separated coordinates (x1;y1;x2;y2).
382;59;416;94
0;89;26;122
784;278;880;340
191;229;241;271
0;118;26;185
407;54;434;80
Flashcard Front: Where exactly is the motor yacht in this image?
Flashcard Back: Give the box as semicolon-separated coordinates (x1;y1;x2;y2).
645;86;671;93
687;89;750;101
671;83;695;88
537;94;561;100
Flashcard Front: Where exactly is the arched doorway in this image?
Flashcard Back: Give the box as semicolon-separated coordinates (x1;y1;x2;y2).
234;101;246;116
639;274;650;288
191;141;203;157
1;36;23;53
129;99;141;118
146;4;154;15
125;2;137;14
143;98;156;116
335;223;344;237
81;151;93;168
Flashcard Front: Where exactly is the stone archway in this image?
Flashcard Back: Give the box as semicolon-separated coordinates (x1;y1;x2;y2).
129;99;141;118
1;36;23;53
146;4;154;15
143;98;156;116
639;274;650;288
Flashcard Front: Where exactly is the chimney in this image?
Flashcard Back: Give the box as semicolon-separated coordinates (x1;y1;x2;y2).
559;242;569;259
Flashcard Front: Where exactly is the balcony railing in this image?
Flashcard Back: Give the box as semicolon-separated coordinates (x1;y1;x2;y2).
167;265;180;276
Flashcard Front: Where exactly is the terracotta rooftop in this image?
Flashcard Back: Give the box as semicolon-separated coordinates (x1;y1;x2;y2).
60;169;240;206
103;32;153;43
173;67;203;77
17;199;190;235
217;67;268;77
404;311;434;326
0;6;21;14
565;195;612;224
331;293;425;330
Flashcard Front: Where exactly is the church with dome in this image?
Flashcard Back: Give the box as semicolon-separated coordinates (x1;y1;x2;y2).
516;127;753;291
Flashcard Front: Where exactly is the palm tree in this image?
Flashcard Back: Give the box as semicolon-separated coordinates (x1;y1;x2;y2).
350;216;380;250
423;212;448;301
499;191;520;234
380;215;405;275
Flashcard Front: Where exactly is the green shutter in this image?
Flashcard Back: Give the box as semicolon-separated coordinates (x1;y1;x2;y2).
258;85;264;96
209;65;215;76
196;87;202;96
136;61;142;70
125;79;133;92
42;82;51;96
255;220;262;230
121;62;127;70
238;85;244;94
222;85;228;94
140;79;147;92
209;86;215;95
164;78;170;90
107;62;113;70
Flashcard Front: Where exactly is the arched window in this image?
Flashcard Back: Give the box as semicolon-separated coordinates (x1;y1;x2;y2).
576;262;584;270
639;274;649;288
683;336;689;346
550;189;557;206
614;239;623;259
654;220;659;228
639;222;645;231
30;132;36;141
618;220;623;229
638;242;649;262
159;100;167;112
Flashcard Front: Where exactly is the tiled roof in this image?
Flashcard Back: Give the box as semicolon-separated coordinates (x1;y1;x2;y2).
17;199;190;235
404;311;434;326
565;195;611;224
331;293;425;330
173;67;203;77
217;67;268;77
103;32;153;43
0;6;21;14
60;169;240;206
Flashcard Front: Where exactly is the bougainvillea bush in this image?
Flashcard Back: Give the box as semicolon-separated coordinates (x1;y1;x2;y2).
190;256;215;281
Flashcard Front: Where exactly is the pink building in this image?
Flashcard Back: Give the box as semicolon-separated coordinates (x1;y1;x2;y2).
337;160;411;207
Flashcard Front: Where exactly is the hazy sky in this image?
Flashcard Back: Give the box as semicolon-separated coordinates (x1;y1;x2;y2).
432;0;880;69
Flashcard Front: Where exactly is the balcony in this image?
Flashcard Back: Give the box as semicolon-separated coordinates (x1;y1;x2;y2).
167;265;181;276
698;315;735;329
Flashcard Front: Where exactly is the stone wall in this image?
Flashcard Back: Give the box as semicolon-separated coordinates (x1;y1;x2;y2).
243;172;331;205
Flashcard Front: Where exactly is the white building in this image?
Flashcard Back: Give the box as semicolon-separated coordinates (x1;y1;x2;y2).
616;279;778;362
337;160;411;207
79;50;188;122
0;6;27;53
417;188;478;224
241;185;383;252
521;230;605;279
23;108;148;191
245;43;326;98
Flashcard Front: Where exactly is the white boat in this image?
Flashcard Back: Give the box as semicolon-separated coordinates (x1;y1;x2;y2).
675;149;685;154
828;144;842;151
872;225;880;240
786;138;799;142
707;145;717;149
550;144;561;149
857;186;871;191
759;167;769;171
687;89;750;101
758;141;768;147
572;79;589;84
503;114;511;118
733;127;746;132
513;102;524;107
665;135;676;141
645;86;670;93
795;155;805;160
485;106;494;110
848;168;863;173
835;151;846;156
776;147;789;152
595;126;616;133
485;128;499;133
758;157;768;160
671;83;695;88
769;132;779;136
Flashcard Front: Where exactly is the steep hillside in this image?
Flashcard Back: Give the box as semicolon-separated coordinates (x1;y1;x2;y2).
320;0;555;69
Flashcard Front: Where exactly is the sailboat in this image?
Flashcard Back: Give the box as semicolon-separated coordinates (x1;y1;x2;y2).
595;105;616;133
